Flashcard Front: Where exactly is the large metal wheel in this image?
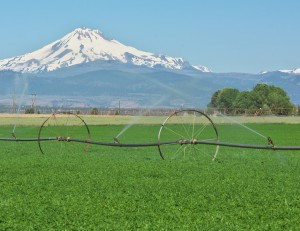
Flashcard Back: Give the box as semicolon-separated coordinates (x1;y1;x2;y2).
38;112;90;155
158;109;219;160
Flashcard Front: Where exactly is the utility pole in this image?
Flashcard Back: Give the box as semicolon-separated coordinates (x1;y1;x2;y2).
31;93;37;113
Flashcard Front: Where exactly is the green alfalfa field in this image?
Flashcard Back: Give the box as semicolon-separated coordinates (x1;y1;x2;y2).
0;115;300;230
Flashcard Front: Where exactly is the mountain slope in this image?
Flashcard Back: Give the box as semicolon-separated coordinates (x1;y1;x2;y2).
0;27;200;73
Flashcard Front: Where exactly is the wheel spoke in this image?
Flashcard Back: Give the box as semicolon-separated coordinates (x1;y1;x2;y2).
192;111;196;140
163;125;187;139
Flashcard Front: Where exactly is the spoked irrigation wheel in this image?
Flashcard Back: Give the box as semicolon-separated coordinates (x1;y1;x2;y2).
38;113;91;155
158;109;219;161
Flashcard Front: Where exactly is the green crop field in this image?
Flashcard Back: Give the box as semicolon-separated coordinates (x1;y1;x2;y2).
1;115;300;230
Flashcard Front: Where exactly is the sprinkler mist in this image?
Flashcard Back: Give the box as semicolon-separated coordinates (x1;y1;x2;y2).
220;113;267;139
115;95;168;139
12;73;29;136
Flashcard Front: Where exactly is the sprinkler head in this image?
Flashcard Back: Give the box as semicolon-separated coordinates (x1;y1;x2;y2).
267;137;274;147
113;137;120;144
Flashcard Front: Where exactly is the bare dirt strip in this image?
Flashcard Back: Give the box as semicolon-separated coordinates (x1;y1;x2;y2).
0;113;299;126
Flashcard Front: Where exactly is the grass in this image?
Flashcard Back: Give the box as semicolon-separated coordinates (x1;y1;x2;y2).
0;118;300;230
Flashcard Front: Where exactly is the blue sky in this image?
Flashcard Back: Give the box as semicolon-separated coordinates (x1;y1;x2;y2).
0;0;299;73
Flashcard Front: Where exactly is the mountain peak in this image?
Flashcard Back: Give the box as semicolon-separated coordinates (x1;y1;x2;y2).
74;26;91;32
72;27;104;38
76;26;90;31
0;27;208;73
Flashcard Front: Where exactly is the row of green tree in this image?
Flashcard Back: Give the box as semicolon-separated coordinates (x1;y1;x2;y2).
208;83;296;115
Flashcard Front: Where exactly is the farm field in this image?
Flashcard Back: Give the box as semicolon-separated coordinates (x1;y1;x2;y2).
0;115;300;230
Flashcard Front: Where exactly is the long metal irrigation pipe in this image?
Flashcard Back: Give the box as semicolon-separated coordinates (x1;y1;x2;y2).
70;138;300;150
70;138;177;147
1;137;300;150
191;140;300;151
0;137;57;142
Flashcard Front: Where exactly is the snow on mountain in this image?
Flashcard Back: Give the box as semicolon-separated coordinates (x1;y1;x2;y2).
278;68;300;74
192;65;210;72
258;70;268;74
0;27;209;73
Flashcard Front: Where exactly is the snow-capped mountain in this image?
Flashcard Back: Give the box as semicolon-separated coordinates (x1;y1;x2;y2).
278;68;300;74
0;27;208;73
260;68;300;75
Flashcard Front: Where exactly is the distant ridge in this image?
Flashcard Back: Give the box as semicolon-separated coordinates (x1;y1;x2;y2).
278;68;300;74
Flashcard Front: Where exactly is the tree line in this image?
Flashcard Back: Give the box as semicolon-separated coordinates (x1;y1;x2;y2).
207;83;297;115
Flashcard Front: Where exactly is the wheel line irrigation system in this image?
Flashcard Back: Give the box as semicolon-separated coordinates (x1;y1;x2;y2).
1;109;300;160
